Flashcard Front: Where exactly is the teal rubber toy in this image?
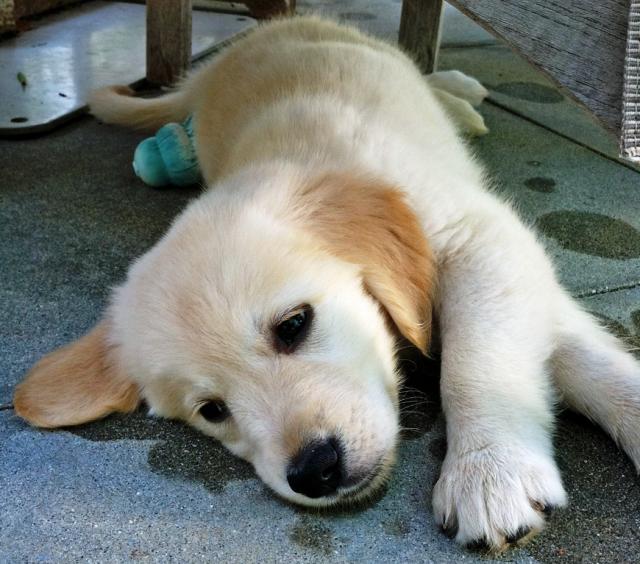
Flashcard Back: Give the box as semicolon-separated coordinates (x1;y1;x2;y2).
132;115;200;187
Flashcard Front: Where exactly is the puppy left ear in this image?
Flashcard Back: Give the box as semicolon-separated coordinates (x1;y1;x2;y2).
303;173;437;353
14;320;140;428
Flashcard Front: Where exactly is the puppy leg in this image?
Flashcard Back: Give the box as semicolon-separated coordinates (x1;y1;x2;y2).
432;215;567;550
552;294;640;469
426;71;489;136
432;89;489;136
426;70;489;107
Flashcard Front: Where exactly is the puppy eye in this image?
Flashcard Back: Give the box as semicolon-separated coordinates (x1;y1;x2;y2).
275;305;312;352
199;400;230;423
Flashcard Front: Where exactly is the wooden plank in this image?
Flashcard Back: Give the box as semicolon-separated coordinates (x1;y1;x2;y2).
447;0;629;136
621;0;640;161
146;0;192;86
398;0;444;74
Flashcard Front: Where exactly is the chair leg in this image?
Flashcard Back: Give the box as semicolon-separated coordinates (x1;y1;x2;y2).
399;0;444;74
146;0;193;86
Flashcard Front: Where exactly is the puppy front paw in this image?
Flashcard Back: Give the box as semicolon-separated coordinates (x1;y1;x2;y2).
432;444;567;551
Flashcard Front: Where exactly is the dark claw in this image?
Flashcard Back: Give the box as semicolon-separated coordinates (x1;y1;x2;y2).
506;526;532;544
541;504;556;516
465;538;490;551
532;500;556;516
440;522;458;539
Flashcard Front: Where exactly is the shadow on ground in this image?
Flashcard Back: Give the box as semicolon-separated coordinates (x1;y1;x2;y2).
66;347;444;497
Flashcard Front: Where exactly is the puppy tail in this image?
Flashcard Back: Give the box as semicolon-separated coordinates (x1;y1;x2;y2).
88;85;190;131
551;293;640;469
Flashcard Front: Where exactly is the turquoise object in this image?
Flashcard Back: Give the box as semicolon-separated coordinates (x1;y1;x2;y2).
132;115;200;187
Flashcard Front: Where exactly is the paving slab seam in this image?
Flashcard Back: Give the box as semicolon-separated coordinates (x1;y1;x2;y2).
483;98;640;174
574;280;640;299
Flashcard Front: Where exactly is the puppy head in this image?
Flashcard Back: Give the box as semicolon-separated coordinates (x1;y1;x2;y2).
14;165;436;507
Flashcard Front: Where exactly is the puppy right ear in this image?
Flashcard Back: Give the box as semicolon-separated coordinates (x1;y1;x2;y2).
301;173;437;354
14;320;139;428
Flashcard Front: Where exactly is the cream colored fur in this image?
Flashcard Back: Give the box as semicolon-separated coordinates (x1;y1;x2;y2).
15;16;640;551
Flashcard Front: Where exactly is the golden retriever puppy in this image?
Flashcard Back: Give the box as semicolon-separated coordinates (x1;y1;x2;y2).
14;16;640;551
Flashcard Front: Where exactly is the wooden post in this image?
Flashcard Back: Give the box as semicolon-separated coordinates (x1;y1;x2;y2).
146;0;192;86
399;0;444;74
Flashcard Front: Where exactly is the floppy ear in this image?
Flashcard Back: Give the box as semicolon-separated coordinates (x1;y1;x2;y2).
14;320;140;428
302;173;437;354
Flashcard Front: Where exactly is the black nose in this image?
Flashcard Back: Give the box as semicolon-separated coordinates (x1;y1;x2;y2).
287;438;342;498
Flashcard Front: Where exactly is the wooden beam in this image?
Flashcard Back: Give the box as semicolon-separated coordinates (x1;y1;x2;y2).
146;0;192;86
447;0;629;136
399;0;444;74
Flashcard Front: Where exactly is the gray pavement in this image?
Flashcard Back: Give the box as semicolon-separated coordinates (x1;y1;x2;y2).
2;2;640;562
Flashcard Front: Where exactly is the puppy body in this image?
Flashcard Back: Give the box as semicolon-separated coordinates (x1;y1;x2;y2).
17;17;640;550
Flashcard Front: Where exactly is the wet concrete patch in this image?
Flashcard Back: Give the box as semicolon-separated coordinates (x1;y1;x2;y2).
524;176;556;193
492;82;564;104
146;430;254;494
67;409;165;441
69;411;254;493
289;515;335;555
537;211;640;259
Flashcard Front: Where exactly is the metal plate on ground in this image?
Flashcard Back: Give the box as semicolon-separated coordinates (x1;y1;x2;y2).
0;1;255;136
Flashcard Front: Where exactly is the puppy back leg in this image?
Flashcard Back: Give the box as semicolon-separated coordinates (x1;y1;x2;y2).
425;70;488;107
551;294;640;469
432;89;488;137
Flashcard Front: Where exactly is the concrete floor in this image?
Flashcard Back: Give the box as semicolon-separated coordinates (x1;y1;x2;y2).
2;2;640;563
